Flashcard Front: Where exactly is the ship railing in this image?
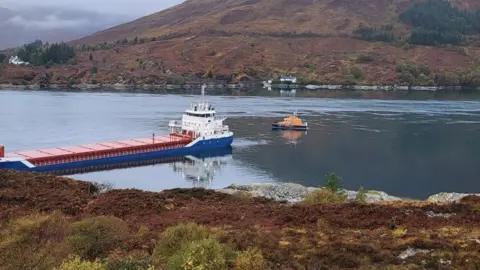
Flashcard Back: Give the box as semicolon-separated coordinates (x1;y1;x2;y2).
214;126;229;132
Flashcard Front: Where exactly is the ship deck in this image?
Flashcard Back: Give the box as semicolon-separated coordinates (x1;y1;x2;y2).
5;134;193;166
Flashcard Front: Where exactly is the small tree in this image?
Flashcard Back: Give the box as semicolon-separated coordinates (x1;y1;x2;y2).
356;186;367;202
324;172;344;194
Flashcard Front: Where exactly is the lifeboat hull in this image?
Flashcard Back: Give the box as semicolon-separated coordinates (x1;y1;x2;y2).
272;123;308;130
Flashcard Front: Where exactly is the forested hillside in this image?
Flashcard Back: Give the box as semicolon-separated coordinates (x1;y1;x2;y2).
400;0;480;45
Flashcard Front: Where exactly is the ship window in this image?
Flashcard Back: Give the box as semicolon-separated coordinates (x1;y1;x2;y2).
186;112;214;117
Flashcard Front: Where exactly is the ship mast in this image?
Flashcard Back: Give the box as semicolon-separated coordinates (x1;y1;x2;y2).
201;83;206;101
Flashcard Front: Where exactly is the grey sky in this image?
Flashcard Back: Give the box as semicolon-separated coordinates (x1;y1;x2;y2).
0;0;183;16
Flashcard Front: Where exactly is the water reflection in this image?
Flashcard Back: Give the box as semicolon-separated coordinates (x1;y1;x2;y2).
170;146;232;188
276;130;306;147
172;155;231;188
279;89;296;97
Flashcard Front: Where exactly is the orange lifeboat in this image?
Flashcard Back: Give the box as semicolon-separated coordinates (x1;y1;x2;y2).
272;112;308;130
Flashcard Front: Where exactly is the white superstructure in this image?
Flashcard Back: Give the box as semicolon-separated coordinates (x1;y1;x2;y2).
168;85;232;140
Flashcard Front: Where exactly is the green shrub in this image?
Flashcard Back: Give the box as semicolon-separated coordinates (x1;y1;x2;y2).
350;65;364;79
167;238;232;270
105;256;151;270
58;256;106;270
0;212;70;270
235;247;266;270
152;222;210;266
302;189;347;204
324;172;345;194
356;54;374;63
67;216;129;260
343;74;357;85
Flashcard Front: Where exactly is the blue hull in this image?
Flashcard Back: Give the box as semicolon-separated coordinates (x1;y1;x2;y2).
0;135;233;173
50;146;233;176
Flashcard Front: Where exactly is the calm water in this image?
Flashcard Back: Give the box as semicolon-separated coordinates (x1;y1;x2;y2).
1;89;480;199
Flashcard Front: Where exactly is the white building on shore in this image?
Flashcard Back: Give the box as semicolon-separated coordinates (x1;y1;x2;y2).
266;75;297;84
280;75;297;83
8;56;29;66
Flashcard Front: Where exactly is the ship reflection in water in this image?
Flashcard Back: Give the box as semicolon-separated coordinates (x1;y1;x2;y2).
171;150;232;188
58;146;233;182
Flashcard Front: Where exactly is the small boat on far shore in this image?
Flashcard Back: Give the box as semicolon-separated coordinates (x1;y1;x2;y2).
272;112;308;130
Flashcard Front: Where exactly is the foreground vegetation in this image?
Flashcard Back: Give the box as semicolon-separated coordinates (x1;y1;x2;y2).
0;170;479;269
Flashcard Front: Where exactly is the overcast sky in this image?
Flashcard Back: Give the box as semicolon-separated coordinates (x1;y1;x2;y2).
0;0;184;16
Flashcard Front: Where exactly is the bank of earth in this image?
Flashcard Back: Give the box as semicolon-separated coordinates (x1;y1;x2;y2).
0;170;479;269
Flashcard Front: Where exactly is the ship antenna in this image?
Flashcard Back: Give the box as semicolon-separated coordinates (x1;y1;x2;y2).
201;83;206;101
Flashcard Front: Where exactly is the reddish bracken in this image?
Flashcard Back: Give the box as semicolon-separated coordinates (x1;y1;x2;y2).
1;170;479;269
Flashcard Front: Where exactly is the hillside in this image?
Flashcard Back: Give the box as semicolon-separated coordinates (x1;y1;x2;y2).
3;0;480;87
0;170;479;269
74;0;480;44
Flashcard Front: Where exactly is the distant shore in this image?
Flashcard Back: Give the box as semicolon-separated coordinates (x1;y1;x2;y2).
2;82;480;92
264;82;480;92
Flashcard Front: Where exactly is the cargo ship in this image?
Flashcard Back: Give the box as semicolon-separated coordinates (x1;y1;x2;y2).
0;97;233;172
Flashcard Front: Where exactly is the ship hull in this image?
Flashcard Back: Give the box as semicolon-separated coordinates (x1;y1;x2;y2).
0;134;233;172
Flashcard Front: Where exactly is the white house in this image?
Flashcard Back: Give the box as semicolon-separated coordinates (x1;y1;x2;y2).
280;76;297;83
266;75;298;84
8;56;29;66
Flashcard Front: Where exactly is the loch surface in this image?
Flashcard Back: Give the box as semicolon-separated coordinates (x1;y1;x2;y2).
1;89;479;199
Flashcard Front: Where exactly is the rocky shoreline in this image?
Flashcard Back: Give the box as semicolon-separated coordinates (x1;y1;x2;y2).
0;82;253;91
266;83;479;92
2;82;480;92
215;182;479;204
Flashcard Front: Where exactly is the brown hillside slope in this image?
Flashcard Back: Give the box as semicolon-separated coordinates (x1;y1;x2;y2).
3;0;480;86
76;0;412;44
75;0;480;45
2;35;478;86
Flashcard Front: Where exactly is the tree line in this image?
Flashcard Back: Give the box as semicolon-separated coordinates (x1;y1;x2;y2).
353;0;480;46
353;24;395;42
400;0;480;45
17;40;76;66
